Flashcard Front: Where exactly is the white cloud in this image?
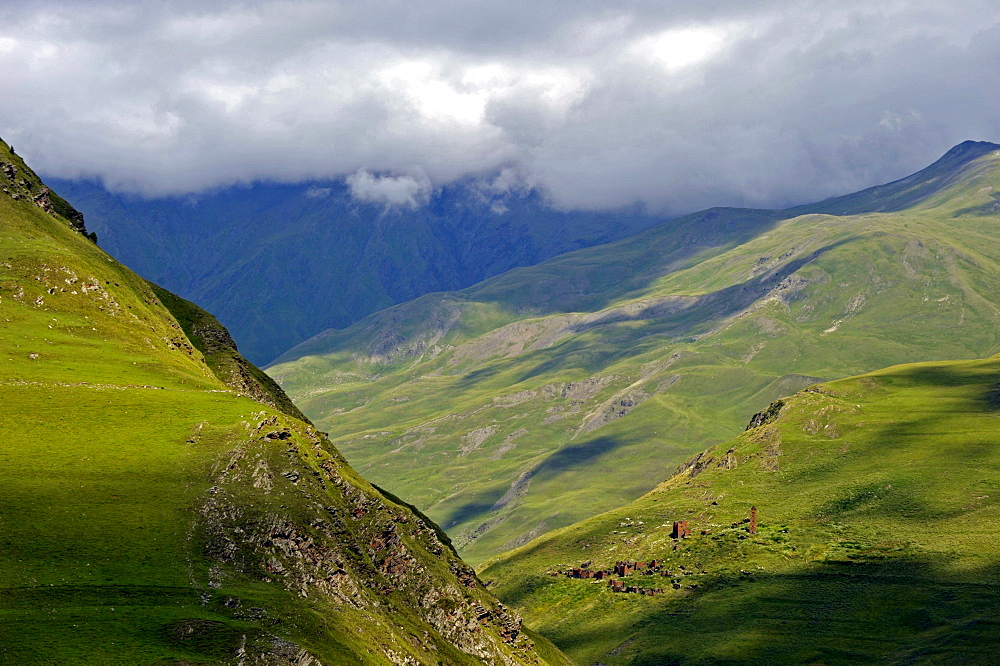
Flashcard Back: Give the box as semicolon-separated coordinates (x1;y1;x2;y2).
346;170;431;208
378;60;486;126
486;167;530;195
629;25;728;72
304;185;331;198
880;109;922;133
0;1;997;213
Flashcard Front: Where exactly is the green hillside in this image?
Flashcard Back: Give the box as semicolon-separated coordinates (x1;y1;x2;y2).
479;352;1000;663
0;140;567;665
268;141;1000;564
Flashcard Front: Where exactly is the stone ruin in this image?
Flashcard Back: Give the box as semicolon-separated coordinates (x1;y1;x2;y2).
607;578;664;596
554;507;764;599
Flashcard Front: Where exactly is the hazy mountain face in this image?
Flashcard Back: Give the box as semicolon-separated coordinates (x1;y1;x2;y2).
52;176;664;364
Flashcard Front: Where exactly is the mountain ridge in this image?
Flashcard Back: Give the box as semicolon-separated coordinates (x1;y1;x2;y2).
274;140;1000;369
789;139;1000;216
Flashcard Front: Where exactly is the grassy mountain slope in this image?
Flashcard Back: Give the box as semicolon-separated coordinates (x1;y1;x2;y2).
267;141;1000;564
0;140;567;665
479;352;1000;663
52;177;665;364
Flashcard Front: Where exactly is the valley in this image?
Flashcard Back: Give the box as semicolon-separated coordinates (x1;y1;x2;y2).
4;3;998;663
268;141;1000;564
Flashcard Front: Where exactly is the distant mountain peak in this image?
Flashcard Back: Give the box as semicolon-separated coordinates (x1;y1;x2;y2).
943;138;1000;156
793;138;1000;216
922;139;1000;174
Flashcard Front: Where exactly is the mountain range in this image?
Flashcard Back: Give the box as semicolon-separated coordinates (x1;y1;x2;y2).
10;135;1000;664
266;140;1000;564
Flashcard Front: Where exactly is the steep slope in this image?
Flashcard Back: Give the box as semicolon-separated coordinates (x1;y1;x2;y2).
267;141;1000;564
479;352;1000;664
0;140;568;665
51;177;665;364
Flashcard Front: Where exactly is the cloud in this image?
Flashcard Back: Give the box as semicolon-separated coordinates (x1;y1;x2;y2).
628;25;728;72
346;170;431;208
0;1;997;213
304;185;331;198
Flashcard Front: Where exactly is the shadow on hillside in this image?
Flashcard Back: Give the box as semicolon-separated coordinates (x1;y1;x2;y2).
540;557;1000;664
445;500;504;529
780;359;1000;522
510;237;856;386
457;363;504;387
528;436;625;477
951;197;1000;218
515;343;626;384
987;382;1000;410
443;436;627;529
573;238;853;338
468;208;789;319
875;361;993;390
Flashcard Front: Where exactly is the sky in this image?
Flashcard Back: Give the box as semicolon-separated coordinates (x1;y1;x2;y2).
1;1;998;214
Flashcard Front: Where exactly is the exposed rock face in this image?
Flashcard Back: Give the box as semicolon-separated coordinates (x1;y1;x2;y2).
197;413;546;664
577;387;650;434
745;399;785;430
460;426;497;455
31;186;54;214
192;317;307;419
1;146;89;235
63;206;88;234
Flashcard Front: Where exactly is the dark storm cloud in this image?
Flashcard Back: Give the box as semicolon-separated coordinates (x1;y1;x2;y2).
1;1;998;212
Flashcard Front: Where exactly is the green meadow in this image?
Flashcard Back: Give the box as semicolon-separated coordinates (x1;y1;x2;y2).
0;142;279;662
480;354;1000;663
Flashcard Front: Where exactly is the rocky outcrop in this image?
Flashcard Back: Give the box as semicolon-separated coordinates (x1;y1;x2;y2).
745;399;785;430
197;414;547;664
576;385;650;435
1;141;89;236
